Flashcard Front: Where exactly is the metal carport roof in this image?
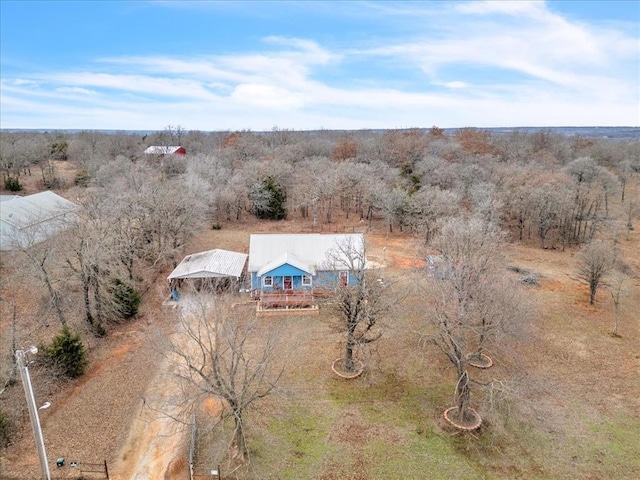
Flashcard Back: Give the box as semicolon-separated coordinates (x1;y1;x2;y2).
167;249;248;281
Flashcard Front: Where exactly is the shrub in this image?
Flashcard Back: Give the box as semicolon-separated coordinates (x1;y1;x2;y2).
0;407;13;447
4;177;23;192
74;169;91;187
112;279;141;319
46;326;88;378
50;141;69;161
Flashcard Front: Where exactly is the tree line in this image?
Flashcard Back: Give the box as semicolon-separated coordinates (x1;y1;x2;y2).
2;126;637;244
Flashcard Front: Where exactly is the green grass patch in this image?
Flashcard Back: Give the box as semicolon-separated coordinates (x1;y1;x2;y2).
365;433;490;479
254;404;336;479
588;415;640;475
328;372;451;431
325;373;493;479
245;366;639;479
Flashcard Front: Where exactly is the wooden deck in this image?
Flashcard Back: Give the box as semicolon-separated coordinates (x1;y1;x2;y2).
256;290;320;315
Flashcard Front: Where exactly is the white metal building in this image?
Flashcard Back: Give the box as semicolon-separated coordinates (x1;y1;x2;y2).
0;191;78;251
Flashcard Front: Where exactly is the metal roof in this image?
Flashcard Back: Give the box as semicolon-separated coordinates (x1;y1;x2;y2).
144;146;184;154
0;191;78;229
248;234;365;273
167;249;248;281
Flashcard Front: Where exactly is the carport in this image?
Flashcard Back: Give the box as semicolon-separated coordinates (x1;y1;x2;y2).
167;249;248;298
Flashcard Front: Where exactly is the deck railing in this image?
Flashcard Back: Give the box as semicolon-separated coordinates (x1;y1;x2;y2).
259;290;315;309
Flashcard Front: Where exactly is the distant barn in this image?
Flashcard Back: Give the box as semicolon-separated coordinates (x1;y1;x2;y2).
144;145;186;155
0;191;78;250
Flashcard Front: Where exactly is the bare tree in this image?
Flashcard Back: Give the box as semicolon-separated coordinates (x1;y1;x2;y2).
531;179;573;249
374;185;411;234
61;192;131;334
163;124;186;146
421;217;518;428
406;186;461;244
171;296;288;463
608;271;628;337
13;232;69;328
293;157;340;224
625;197;638;230
576;240;616;305
325;237;393;376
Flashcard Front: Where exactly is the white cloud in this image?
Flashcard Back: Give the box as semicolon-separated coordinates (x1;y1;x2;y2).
46;72;222;100
441;81;468;89
230;83;304;109
1;2;638;129
55;87;98;96
455;0;546;17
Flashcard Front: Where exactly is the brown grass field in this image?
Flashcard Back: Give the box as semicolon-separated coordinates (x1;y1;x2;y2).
0;173;638;479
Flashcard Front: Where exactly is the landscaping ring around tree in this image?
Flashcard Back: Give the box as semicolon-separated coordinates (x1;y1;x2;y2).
443;406;482;431
331;357;364;379
467;352;493;369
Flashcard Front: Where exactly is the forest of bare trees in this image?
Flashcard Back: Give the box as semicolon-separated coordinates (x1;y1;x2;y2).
3;127;636;246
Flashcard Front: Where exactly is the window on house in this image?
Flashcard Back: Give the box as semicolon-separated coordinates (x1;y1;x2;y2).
339;271;349;287
263;276;273;287
302;275;312;286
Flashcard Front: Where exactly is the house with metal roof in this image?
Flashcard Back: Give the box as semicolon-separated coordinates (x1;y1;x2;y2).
248;233;365;311
0;191;78;251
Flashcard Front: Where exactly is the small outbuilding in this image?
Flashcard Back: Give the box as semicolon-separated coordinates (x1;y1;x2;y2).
0;191;78;251
167;248;248;294
144;145;186;155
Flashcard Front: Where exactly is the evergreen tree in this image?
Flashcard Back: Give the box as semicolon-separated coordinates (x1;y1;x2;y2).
47;326;88;378
112;278;141;319
250;176;287;220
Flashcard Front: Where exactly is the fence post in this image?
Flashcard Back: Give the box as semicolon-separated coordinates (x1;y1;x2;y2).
189;412;197;480
104;460;109;479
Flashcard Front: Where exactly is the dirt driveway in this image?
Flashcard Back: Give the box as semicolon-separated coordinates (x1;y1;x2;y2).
108;334;188;479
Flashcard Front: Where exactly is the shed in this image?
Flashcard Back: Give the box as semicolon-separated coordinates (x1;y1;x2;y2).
0;191;78;251
144;146;186;155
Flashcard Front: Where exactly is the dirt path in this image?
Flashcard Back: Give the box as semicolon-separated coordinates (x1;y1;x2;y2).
110;297;213;480
109;348;189;480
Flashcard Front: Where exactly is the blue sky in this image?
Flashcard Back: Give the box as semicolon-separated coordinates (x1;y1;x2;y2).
1;1;638;131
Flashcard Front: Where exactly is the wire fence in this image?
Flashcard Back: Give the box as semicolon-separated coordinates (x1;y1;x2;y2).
189;413;223;480
3;459;109;479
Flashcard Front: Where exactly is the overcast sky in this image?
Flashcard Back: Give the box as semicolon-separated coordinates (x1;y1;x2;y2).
1;0;638;131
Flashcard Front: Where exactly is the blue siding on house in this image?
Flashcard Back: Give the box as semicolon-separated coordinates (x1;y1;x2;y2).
252;271;311;291
251;263;358;291
315;271;358;287
265;264;308;277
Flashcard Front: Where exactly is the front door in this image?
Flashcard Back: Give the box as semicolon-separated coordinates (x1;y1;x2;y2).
283;276;293;290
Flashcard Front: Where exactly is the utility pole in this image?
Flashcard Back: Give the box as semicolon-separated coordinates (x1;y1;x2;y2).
16;347;51;480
